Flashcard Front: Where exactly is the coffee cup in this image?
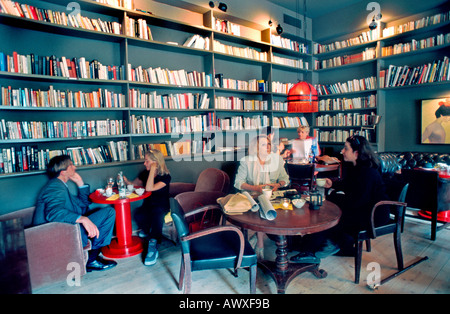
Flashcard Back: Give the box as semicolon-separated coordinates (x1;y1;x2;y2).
105;187;113;197
127;184;134;192
262;187;272;199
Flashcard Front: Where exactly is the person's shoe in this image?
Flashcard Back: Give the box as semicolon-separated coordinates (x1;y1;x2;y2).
137;230;149;238
315;239;340;258
86;257;117;272
144;239;159;266
290;252;320;264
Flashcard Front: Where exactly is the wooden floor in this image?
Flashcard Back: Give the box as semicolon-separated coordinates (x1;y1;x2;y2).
34;217;449;294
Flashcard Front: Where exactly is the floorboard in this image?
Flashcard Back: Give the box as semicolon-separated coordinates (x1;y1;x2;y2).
34;217;450;294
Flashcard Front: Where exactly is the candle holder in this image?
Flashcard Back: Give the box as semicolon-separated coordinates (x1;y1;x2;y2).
280;198;291;209
309;190;323;210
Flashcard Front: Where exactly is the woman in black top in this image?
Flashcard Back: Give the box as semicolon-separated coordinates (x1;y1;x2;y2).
291;135;388;263
124;149;171;265
324;135;388;254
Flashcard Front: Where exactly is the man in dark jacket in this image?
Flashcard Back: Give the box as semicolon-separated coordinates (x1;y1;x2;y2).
33;155;117;272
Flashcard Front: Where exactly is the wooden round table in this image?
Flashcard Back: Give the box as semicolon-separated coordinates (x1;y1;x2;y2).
226;200;341;294
89;189;151;259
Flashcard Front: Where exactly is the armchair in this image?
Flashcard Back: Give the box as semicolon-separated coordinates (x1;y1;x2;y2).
169;168;230;197
170;196;257;294
0;207;88;290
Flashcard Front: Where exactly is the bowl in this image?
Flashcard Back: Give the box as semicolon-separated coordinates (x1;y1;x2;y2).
292;198;306;209
316;178;326;187
135;188;145;196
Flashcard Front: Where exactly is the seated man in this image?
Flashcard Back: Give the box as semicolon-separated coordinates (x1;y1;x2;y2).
33;155;117;272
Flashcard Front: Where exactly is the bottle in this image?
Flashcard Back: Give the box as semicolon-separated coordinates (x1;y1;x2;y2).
117;171;126;199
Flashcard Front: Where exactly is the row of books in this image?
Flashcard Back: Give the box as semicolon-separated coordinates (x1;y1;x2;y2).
134;140;215;159
1;85;125;108
127;64;213;87
213;40;268;61
314;76;377;96
214;75;267;92
93;0;134;10
1;119;126;140
318;95;376;112
270;35;309;54
129;90;209;110
216;115;269;131
314;11;450;55
318;129;371;143
183;34;210;50
272;55;309;70
381;33;450;57
314;47;376;70
124;16;152;40
272;116;309;129
0;51;124;80
272;101;288;112
214;97;268;111
0;140;128;174
380;56;449;88
313;29;380;54
316;113;377;127
272;81;294;94
213;18;241;36
0;0;122;35
130;113;217;134
382;11;450;37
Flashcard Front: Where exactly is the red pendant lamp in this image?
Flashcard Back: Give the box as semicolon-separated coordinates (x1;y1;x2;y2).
287;81;318;113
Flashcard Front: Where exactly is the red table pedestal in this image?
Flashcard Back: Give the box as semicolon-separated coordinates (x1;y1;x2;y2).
90;189;150;259
418;210;450;223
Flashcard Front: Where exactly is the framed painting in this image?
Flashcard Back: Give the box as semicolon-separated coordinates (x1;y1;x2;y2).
421;98;450;144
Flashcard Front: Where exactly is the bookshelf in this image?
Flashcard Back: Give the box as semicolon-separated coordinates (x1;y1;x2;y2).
0;0;313;178
313;7;450;151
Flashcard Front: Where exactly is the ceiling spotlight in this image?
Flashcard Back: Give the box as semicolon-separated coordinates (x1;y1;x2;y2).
268;19;273;27
218;2;227;12
369;17;377;30
209;1;214;8
276;24;283;35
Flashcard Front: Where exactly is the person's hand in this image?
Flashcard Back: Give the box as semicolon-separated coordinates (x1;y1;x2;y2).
324;178;333;188
69;171;84;187
76;216;99;239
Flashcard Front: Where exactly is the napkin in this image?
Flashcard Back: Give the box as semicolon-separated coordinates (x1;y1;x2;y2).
127;193;139;199
106;194;120;201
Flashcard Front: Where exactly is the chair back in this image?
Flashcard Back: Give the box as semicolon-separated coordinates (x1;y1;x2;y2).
286;163;315;191
170;198;191;253
194;168;230;193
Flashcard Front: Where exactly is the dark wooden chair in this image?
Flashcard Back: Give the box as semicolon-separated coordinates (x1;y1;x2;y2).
354;183;426;285
285;162;316;192
170;195;257;294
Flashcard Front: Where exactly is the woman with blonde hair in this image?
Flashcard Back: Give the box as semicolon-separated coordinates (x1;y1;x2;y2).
124;149;171;266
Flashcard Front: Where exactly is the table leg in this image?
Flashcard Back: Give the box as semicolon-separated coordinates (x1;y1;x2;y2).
102;202;143;259
258;235;327;294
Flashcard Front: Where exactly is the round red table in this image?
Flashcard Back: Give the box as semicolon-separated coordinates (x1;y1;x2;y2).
89;189;151;258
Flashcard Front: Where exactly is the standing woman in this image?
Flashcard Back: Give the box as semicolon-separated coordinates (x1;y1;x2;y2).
124;149;171;266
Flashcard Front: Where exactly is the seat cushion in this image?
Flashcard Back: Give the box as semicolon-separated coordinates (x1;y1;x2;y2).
190;231;256;271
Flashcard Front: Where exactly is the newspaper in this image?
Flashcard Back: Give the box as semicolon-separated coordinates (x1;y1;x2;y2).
242;191;260;212
257;194;277;220
292;138;312;159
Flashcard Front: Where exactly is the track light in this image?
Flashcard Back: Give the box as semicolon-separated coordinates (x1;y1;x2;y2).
209;1;227;12
218;2;227;12
276;24;283;35
268;19;273;27
369;13;382;30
